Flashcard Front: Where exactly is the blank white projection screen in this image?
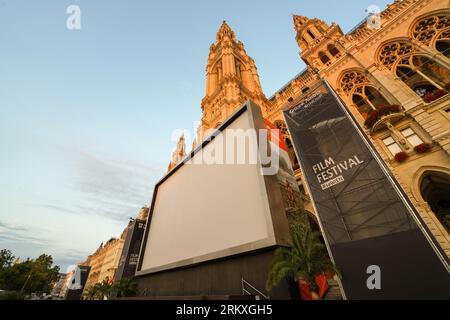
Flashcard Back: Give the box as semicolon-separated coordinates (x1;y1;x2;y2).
140;110;277;273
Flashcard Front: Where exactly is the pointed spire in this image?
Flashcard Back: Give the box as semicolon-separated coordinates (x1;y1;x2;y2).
216;20;236;43
173;133;186;158
293;15;309;33
167;133;187;172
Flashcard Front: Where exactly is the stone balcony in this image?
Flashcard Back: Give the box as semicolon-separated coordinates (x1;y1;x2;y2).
364;105;406;134
370;110;406;133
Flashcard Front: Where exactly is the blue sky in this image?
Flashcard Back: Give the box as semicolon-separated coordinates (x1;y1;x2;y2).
0;0;392;271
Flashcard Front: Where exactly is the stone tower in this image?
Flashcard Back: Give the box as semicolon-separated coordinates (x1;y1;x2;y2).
168;134;187;172
199;21;267;140
293;15;345;69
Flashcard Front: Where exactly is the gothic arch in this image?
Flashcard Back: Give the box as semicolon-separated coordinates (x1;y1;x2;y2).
210;58;221;71
376;39;450;100
411;166;450;236
376;38;418;70
273;120;289;138
319;51;330;65
409;9;450;57
338;69;390;119
274;120;300;171
327;44;340;57
436;29;450;58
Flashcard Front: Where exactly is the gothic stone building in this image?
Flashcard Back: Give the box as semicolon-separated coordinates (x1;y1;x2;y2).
170;0;450;258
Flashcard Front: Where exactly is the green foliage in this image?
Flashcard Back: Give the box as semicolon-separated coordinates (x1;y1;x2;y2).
286;207;311;237
0;250;60;295
0;290;25;300
0;249;15;269
114;277;137;298
84;279;113;300
266;226;339;294
84;277;137;300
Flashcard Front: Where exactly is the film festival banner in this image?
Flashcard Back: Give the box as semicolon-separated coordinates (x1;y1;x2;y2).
114;219;146;283
283;81;450;299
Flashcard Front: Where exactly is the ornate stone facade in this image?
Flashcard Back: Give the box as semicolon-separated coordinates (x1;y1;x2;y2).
197;0;450;257
199;21;268;140
82;235;125;295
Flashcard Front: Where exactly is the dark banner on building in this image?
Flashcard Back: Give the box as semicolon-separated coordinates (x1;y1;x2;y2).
283;81;450;299
114;219;146;283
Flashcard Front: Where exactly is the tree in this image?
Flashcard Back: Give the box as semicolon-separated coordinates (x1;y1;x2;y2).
0;258;32;291
24;254;60;294
84;277;137;300
0;249;15;269
0;250;60;294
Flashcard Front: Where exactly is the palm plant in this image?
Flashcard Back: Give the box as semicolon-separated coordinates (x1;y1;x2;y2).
83;280;113;300
266;226;339;298
113;277;137;298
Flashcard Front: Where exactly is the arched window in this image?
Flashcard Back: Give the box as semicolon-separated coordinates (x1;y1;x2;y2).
378;41;450;100
274;120;289;137
216;65;222;81
274;120;300;171
235;61;241;79
284;138;300;171
396;55;450;97
328;44;340;57
319;51;330;65
317;25;326;34
340;70;390;119
436;29;450;58
307;29;316;40
420;171;450;234
411;11;450;57
379;41;416;70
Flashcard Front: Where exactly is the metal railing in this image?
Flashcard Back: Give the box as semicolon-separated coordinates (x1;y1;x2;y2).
241;277;270;300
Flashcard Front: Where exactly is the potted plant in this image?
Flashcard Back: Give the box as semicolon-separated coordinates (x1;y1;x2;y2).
423;89;448;103
394;151;409;163
112;277;137;298
364;105;402;129
364;110;379;128
266;227;339;300
83;279;113;300
414;143;432;154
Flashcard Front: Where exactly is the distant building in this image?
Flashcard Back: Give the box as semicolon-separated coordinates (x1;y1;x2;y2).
136;206;149;221
76;206;150;297
65;265;91;300
82;236;125;294
58;270;74;299
114;217;147;284
50;273;67;298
